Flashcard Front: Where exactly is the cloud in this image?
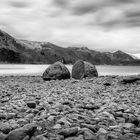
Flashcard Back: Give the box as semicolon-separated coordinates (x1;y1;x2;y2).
1;0;140;53
8;1;31;8
52;0;138;16
53;0;69;7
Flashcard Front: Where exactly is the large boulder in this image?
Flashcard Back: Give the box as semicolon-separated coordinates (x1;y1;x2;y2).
42;61;70;81
72;60;98;79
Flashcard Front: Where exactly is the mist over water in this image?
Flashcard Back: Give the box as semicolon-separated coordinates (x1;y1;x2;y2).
0;64;140;76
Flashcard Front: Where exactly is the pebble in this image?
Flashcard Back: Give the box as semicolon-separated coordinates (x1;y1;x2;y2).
17;118;28;126
132;128;140;135
84;130;97;140
57;117;71;127
25;113;34;119
81;124;99;133
53;124;62;129
0;132;7;140
27;101;36;109
34;135;49;140
5;124;37;140
0;113;6;120
0;76;140;139
123;123;135;129
65;135;84;140
0;122;11;134
47;115;55;122
58;127;78;137
97;128;107;135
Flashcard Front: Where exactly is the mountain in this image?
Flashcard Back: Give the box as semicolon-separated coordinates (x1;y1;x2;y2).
0;29;140;65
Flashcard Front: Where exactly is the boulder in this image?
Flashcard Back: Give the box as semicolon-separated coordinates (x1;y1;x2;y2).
42;61;70;81
5;124;37;140
72;60;98;79
72;60;85;79
84;61;98;78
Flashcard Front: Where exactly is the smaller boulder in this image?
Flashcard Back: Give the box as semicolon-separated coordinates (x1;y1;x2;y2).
72;60;98;79
72;60;85;79
84;61;98;78
42;61;70;81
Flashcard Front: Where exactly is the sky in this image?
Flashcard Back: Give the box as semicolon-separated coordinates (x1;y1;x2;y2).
0;0;140;54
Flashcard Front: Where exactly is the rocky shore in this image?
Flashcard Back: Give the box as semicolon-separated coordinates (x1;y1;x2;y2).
0;75;140;140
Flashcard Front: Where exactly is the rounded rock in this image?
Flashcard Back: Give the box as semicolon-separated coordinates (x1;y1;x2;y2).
84;61;98;78
72;60;98;79
27;102;36;109
0;132;6;140
42;61;70;81
5;123;37;140
72;60;85;79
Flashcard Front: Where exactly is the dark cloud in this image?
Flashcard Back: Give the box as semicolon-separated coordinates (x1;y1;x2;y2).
53;0;69;8
9;1;31;8
126;9;140;18
81;0;140;29
70;0;139;16
71;4;98;15
53;0;138;16
120;8;140;27
95;12;140;29
125;15;140;27
117;0;137;4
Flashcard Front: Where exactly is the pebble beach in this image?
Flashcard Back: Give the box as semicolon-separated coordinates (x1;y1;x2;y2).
0;75;140;140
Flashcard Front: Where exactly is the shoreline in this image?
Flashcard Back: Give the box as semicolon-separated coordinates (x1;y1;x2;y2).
0;74;139;78
0;75;140;139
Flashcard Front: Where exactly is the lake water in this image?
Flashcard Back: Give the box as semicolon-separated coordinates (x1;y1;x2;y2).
0;64;140;76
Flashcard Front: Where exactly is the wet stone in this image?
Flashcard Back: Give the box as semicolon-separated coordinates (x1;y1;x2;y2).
0;113;6;120
80;124;99;133
84;130;97;140
0;122;11;134
27;101;36;109
0;132;7;140
7;113;17;120
123;123;135;129
5;123;37;140
58;127;78;138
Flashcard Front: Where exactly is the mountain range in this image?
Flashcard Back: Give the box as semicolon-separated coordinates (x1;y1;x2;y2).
0;29;140;65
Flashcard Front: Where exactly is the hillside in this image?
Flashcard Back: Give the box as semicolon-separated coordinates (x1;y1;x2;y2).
0;29;140;65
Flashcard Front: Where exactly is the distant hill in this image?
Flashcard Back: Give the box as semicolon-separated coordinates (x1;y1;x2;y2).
0;29;140;65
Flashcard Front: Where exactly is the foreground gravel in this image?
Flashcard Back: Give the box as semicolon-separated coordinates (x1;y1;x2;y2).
0;75;140;140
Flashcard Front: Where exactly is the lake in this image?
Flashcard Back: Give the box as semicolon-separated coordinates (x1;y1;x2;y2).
0;64;140;76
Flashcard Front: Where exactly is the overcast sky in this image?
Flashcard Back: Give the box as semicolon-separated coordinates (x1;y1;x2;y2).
0;0;140;53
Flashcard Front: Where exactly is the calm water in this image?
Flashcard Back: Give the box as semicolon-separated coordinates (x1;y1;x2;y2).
0;64;140;76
